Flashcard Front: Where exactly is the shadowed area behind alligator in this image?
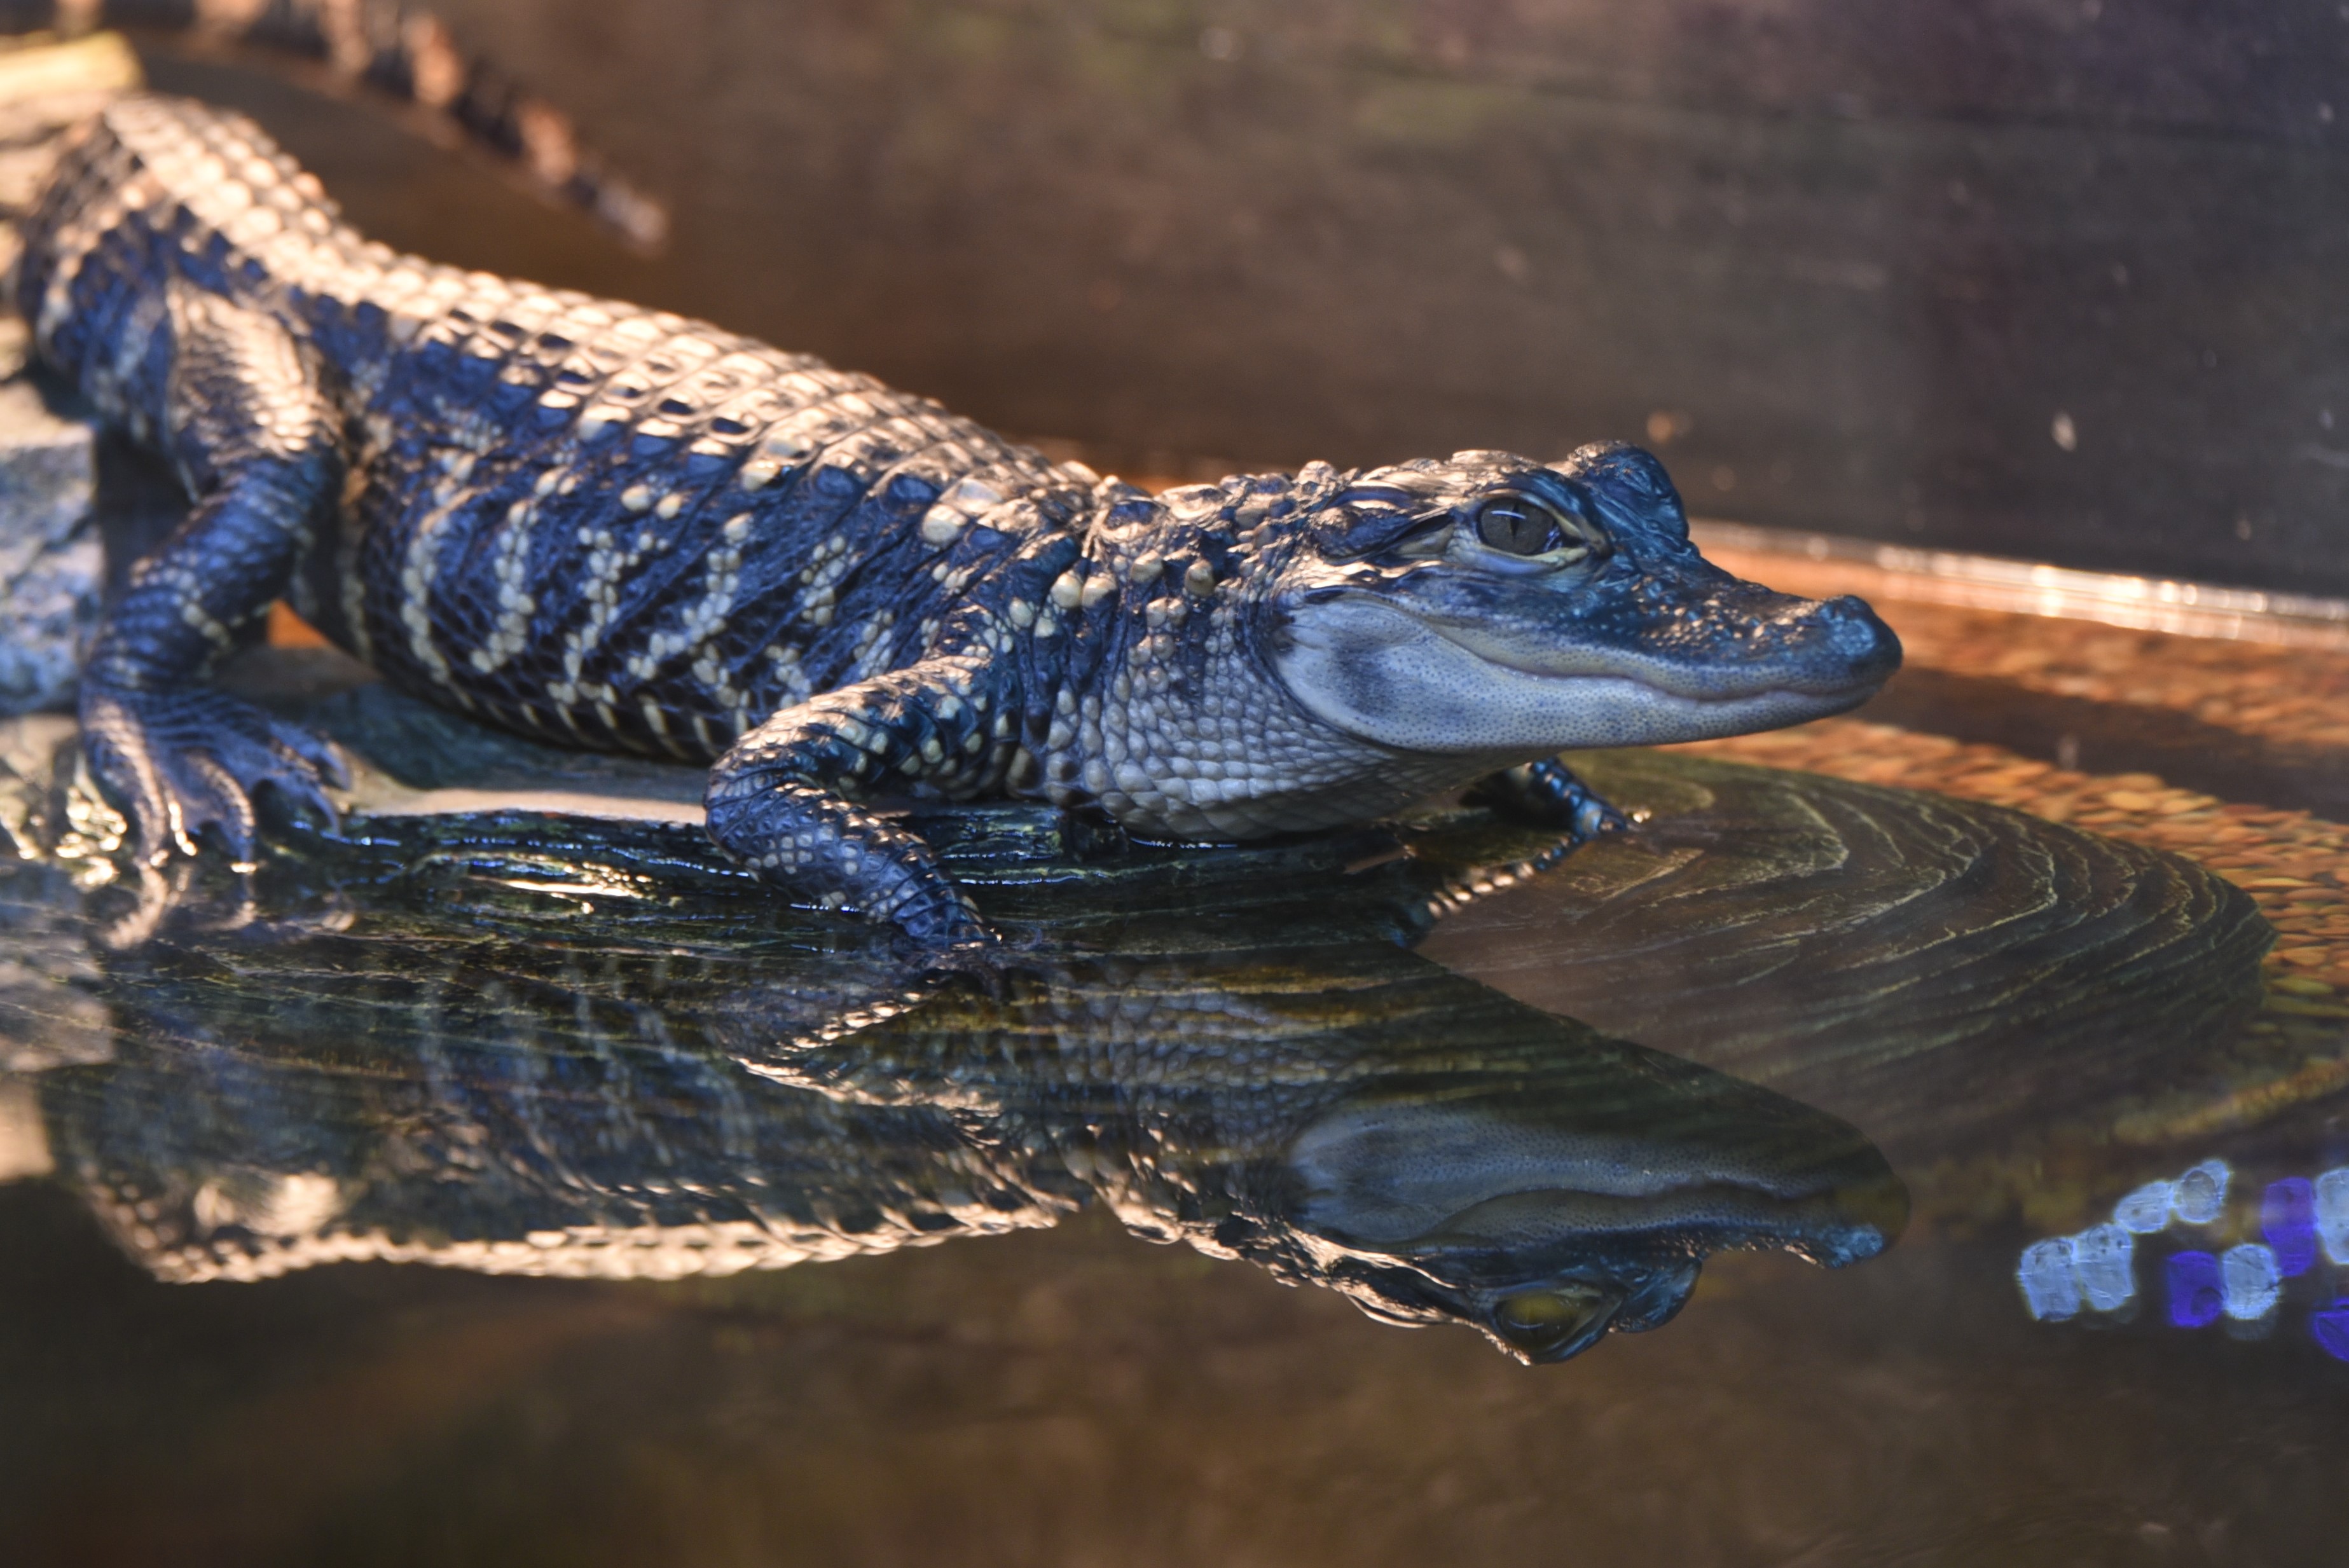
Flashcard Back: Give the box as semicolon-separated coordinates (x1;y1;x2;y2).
0;649;2276;1354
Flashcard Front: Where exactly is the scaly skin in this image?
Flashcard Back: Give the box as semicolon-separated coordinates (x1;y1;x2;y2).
18;96;1901;945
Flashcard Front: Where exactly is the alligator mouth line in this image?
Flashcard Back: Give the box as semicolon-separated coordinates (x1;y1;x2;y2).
1309;589;1891;706
1394;1181;1899;1253
1414;617;1888;706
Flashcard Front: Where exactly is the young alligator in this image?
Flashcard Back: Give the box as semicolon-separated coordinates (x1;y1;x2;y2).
16;95;1902;946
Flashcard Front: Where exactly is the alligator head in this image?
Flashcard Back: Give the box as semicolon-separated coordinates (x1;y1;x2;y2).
1268;443;1901;754
1283;1056;1910;1363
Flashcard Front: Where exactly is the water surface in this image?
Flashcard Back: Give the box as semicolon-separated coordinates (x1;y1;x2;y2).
2;664;2333;1566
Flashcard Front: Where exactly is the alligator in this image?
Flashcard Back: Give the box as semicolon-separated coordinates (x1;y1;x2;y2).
14;93;1901;946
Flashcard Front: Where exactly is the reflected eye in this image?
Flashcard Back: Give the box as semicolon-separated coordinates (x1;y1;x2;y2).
1471;493;1599;560
1489;1282;1620;1359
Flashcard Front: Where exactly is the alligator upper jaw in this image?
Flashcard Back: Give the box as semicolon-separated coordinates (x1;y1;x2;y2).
1416;602;1894;704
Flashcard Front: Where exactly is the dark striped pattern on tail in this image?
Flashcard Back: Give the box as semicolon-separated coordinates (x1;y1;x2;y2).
3;0;666;247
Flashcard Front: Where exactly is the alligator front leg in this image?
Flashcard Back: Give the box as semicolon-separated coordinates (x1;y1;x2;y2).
1465;757;1629;843
705;656;1007;947
79;287;348;870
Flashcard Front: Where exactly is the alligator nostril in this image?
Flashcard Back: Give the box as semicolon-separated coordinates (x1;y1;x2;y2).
1816;595;1903;675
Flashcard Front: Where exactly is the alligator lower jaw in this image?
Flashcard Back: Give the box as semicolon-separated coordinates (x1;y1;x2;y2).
1278;597;1889;755
1409;670;1885;752
1524;673;1885;744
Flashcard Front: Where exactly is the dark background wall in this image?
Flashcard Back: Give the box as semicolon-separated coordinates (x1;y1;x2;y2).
152;2;2349;593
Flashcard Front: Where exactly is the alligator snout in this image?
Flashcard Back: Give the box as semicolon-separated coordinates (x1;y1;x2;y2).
1784;593;1903;696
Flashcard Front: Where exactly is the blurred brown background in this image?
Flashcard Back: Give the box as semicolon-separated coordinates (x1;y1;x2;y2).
140;1;2349;593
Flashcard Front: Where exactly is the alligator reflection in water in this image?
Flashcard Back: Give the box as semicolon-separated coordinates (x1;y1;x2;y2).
26;904;1905;1364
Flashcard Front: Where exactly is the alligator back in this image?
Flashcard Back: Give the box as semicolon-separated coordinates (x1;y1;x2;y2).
19;95;1085;762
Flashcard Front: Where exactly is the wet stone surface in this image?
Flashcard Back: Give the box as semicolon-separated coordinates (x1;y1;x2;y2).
0;376;99;717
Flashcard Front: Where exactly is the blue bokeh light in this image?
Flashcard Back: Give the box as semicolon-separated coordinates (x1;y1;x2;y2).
2019;1238;2083;1321
2221;1243;2282;1320
2317;1169;2349;1266
2263;1178;2318;1277
2166;1251;2224;1329
2074;1223;2136;1310
2311;1302;2349;1362
2032;1160;2349;1352
2114;1180;2175;1234
2173;1159;2230;1226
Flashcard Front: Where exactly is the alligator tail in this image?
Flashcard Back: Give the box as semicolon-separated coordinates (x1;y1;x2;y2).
4;0;666;248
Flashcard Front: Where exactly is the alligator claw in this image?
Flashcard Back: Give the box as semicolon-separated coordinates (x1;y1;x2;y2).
1570;790;1629;843
79;684;345;867
1468;758;1629;846
893;886;1000;953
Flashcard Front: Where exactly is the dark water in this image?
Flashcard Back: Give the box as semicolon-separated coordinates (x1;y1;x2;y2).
1;665;2338;1566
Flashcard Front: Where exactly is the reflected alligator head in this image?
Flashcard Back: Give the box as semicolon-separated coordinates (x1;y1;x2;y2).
1289;1081;1905;1361
741;952;1905;1362
18;895;1905;1363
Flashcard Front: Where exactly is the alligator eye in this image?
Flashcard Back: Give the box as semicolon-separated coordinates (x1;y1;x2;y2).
1472;493;1594;559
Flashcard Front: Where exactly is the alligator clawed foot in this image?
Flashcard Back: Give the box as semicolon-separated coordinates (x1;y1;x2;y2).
1467;758;1630;847
78;684;348;870
1576;794;1630;844
911;937;1023;1005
